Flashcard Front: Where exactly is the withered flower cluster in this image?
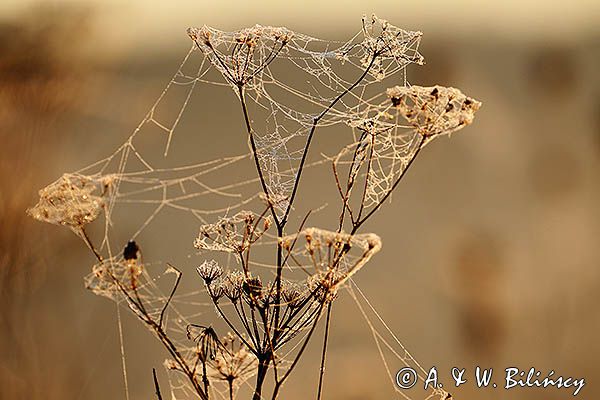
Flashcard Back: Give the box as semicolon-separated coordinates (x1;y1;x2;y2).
359;15;425;80
194;211;272;254
190;225;382;398
199;263;322;353
168;327;259;400
27;173;113;232
86;257;144;300
187;24;293;87
387;85;482;138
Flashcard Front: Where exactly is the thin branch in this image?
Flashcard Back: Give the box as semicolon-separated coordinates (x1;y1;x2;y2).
159;263;182;329
316;302;333;400
356;133;376;222
271;301;326;399
280;53;381;227
207;285;258;355
353;135;426;233
80;227;103;262
153;368;164;400
238;85;282;229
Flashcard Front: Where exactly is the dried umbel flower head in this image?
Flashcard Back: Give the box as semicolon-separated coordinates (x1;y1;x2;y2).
210;333;258;384
387;85;482;137
333;84;481;219
123;240;141;261
197;260;223;285
194;211;271;253
359;14;424;80
205;270;244;303
187;325;221;362
222;271;244;302
280;228;382;291
242;275;263;302
27;173;106;233
209;270;268;305
187;25;294;86
307;270;347;303
85;256;144;300
207;279;227;302
280;280;309;309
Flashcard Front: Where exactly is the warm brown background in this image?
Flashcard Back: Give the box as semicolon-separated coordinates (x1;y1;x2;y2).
1;1;599;399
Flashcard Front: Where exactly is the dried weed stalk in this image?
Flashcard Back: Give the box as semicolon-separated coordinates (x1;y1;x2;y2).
28;15;480;400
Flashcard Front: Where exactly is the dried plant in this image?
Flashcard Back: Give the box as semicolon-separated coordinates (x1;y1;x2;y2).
28;15;480;400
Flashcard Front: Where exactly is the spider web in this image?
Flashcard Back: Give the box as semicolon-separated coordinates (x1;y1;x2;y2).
187;15;424;216
26;14;481;400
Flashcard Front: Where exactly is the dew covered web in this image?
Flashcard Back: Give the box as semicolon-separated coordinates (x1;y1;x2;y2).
28;15;480;400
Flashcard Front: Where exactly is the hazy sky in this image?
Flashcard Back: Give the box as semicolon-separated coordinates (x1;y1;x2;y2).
1;0;599;57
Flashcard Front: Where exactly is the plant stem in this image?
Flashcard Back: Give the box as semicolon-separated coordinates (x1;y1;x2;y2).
272;224;284;345
80;227;102;262
280;53;380;227
271;301;325;399
237;85;281;229
253;354;271;400
316;303;332;400
152;368;163;400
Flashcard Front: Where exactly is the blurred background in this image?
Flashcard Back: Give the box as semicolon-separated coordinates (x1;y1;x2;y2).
0;1;599;399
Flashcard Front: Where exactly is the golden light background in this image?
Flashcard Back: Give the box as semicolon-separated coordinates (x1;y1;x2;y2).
1;1;599;399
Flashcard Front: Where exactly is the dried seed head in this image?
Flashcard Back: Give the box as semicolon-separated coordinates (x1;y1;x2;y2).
85;253;146;300
281;281;308;308
222;280;242;302
197;260;223;285
308;271;342;303
187;26;212;46
194;211;271;253
226;270;245;285
188;24;293;87
281;228;382;293
208;279;226;302
361;14;424;68
208;271;245;303
210;333;258;384
212;271;243;303
123;240;140;261
242;275;263;302
387;85;481;137
27;173;105;232
187;325;221;361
